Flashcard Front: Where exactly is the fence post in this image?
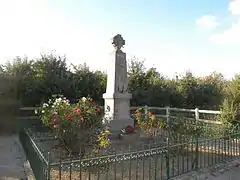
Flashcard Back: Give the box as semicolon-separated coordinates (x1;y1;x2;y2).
195;108;199;121
195;108;199;171
166;148;170;179
144;105;148;115
195;135;199;171
166;107;170;136
166;106;170;123
46;152;51;180
165;106;170;179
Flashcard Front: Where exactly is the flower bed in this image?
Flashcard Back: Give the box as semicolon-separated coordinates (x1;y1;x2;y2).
134;108;166;137
36;95;110;156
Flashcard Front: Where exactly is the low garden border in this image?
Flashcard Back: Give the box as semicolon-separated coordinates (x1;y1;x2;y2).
19;127;240;180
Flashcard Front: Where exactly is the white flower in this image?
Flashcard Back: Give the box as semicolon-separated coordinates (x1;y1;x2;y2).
63;99;70;105
41;110;45;113
34;109;38;114
43;103;49;108
56;98;62;102
82;97;87;102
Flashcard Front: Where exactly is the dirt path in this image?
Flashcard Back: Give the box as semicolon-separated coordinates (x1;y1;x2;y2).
0;135;27;180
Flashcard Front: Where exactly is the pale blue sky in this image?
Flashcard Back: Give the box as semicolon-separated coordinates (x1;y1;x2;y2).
0;0;240;79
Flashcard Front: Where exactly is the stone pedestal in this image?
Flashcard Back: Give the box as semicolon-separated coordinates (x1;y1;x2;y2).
103;93;134;133
103;34;134;135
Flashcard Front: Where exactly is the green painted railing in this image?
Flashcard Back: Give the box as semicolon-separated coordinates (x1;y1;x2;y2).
19;127;240;180
19;129;51;180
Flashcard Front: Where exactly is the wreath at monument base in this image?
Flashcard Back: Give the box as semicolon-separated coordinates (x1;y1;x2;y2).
118;125;137;139
121;125;136;134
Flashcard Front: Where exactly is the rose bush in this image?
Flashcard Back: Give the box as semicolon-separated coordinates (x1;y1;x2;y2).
36;95;110;155
134;108;166;137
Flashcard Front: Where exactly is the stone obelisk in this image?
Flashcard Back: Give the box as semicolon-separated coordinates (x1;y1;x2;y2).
103;34;134;134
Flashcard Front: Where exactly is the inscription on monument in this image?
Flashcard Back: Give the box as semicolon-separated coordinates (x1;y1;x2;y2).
115;49;128;93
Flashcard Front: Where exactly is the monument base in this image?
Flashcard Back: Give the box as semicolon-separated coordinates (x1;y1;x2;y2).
108;129;157;152
103;92;134;136
105;118;134;138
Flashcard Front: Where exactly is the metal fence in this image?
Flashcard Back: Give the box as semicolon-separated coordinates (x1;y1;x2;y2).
18;106;237;180
19;129;51;179
19;127;240;180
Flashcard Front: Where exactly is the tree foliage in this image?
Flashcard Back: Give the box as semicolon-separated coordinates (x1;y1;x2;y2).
0;53;234;114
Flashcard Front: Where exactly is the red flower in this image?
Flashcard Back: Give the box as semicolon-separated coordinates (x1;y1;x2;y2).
96;108;100;113
90;98;94;102
67;115;72;119
148;112;153;116
76;109;81;113
51;119;57;125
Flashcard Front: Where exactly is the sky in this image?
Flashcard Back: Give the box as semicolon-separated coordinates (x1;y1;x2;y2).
0;0;240;79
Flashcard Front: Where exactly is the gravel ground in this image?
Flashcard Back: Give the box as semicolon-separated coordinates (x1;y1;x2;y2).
172;159;240;180
0;135;29;180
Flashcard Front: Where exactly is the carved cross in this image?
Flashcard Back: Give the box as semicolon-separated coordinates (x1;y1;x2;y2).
112;34;125;50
